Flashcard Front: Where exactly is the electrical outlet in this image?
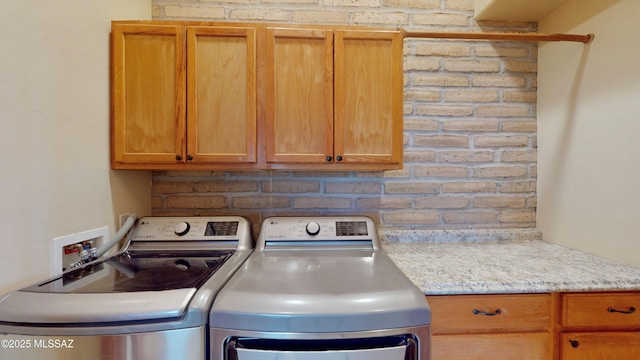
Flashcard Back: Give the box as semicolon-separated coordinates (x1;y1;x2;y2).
51;226;109;275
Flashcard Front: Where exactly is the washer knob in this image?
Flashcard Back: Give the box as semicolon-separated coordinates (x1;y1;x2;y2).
174;222;190;236
305;222;321;236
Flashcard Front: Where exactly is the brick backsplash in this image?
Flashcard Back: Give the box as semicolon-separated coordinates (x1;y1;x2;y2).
150;0;538;230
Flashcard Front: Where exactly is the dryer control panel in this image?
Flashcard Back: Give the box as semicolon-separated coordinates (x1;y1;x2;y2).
258;216;379;250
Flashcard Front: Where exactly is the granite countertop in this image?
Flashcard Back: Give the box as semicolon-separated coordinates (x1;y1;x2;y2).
380;229;640;295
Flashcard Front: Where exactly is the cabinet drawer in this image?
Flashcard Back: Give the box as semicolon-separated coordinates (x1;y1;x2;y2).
432;333;551;360
560;332;640;360
563;292;640;328
426;294;552;334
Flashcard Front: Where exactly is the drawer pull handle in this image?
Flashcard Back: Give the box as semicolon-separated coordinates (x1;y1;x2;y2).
472;308;502;316
569;340;580;348
608;306;636;314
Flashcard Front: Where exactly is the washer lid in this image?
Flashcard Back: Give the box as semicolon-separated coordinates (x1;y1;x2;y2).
0;288;195;324
210;249;431;333
22;250;233;294
0;251;233;325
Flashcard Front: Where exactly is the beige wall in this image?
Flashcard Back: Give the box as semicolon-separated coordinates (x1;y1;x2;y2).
151;1;539;231
0;1;152;293
538;0;640;266
2;0;634;295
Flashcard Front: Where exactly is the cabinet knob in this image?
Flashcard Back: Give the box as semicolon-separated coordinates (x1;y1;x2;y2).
186;154;193;161
336;155;343;161
175;154;182;161
325;156;332;162
569;340;580;348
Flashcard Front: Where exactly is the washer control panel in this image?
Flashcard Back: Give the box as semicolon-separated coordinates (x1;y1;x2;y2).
131;216;246;241
336;221;369;236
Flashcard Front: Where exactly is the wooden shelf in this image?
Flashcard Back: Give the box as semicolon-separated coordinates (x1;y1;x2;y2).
404;30;594;44
474;0;570;22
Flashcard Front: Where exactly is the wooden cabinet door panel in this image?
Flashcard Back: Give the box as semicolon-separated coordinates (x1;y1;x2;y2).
432;333;551;360
427;294;552;334
112;24;186;164
561;332;640;360
334;30;403;165
563;292;640;328
266;28;333;164
187;26;257;163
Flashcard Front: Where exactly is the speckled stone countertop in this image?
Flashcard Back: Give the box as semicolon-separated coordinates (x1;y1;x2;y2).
379;229;640;295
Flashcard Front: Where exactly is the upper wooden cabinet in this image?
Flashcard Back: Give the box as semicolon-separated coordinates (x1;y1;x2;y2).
265;27;403;169
334;30;403;167
111;23;257;168
112;24;186;165
111;21;403;170
186;26;257;164
265;28;334;165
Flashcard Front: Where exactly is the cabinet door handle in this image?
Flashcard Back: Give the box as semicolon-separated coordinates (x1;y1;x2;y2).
336;155;343;161
569;340;580;348
186;154;193;161
326;156;332;162
608;306;636;314
175;154;182;161
472;308;502;316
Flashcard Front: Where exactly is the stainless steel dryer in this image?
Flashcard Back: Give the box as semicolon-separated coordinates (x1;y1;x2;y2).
0;216;253;360
210;216;431;360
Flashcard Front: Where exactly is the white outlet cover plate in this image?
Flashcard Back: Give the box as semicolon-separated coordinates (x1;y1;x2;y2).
51;226;109;275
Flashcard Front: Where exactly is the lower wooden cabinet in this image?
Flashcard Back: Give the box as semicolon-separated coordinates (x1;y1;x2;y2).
560;332;640;359
559;292;640;360
433;333;551;360
426;291;640;359
426;294;553;360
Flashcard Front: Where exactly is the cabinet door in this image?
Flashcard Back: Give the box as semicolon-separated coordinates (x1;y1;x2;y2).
562;292;640;328
427;294;552;360
433;333;551;360
265;28;334;164
334;30;403;166
561;332;640;359
112;24;186;165
427;294;552;334
187;26;257;163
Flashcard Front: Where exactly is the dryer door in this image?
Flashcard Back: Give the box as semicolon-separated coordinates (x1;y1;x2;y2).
226;335;418;360
235;346;407;360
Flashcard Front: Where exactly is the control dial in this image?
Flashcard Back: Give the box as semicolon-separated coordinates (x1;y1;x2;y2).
305;222;321;236
174;222;191;236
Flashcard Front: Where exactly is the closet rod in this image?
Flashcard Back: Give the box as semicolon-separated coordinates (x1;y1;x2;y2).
404;30;594;44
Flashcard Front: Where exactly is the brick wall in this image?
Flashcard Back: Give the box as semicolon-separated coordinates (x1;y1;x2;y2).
150;0;538;230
